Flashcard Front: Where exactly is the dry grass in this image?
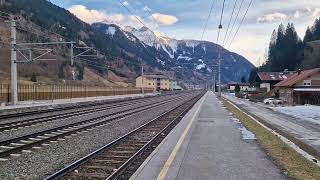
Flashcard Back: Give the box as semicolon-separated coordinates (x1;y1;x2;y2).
222;98;320;180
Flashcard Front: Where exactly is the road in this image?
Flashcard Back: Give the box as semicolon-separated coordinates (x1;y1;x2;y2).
223;94;320;158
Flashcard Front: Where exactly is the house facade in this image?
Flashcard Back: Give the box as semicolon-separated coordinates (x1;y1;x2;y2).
253;71;295;92
275;68;320;105
136;74;180;91
228;83;250;92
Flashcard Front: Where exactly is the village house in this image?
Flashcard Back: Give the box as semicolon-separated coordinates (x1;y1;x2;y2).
274;68;320;105
136;74;180;91
227;82;251;92
253;71;295;92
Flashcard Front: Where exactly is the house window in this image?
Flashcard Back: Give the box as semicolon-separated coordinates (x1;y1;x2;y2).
303;80;311;86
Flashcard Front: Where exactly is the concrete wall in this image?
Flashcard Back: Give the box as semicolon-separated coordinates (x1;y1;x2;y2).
279;88;294;105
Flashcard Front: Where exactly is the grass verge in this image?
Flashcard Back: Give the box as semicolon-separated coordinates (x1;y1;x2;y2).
222;98;320;180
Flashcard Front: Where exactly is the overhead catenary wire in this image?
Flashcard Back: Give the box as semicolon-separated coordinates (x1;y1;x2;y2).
228;0;253;48
222;0;238;45
118;0;149;29
138;0;169;37
216;0;226;44
117;0;167;62
200;0;215;41
224;0;245;45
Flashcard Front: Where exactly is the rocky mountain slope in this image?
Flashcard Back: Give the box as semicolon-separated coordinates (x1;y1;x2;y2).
93;23;255;83
0;0;254;86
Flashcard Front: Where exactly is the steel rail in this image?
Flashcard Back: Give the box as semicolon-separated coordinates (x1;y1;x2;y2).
44;92;204;179
0;94;158;120
0;95;174;131
0;93;193;158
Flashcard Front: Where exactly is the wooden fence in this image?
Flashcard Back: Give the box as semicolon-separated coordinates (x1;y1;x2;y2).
0;84;152;103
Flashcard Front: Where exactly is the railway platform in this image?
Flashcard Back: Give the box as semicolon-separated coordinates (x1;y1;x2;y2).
130;91;286;180
0;93;155;112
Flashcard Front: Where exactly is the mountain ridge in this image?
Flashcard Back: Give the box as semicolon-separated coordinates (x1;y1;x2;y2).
0;0;254;85
94;22;254;83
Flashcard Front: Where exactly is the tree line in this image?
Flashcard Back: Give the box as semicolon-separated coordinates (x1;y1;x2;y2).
249;18;320;83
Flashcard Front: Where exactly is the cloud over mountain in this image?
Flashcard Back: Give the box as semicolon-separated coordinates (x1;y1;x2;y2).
151;13;178;26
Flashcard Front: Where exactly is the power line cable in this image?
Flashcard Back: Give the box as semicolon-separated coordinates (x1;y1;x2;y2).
228;0;253;48
118;0;149;29
201;0;215;41
222;0;238;45
216;0;226;44
224;0;244;45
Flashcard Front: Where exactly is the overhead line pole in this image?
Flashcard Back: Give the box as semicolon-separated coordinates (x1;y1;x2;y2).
217;0;226;97
10;19;18;104
141;62;145;96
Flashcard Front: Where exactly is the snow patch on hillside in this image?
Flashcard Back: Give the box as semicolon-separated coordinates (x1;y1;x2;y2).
177;55;192;61
106;26;116;37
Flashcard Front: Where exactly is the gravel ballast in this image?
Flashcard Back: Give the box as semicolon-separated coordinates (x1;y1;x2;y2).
0;92;200;179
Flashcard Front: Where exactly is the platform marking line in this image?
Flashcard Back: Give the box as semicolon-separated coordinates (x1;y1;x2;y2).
156;92;208;180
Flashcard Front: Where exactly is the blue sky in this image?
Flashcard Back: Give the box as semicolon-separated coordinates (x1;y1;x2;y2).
50;0;320;66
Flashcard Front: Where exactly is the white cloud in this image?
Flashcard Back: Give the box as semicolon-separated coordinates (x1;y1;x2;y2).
294;11;300;18
68;5;108;24
257;13;288;23
312;8;320;17
68;5;143;28
151;13;178;26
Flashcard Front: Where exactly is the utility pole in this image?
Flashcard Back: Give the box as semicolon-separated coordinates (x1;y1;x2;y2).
10;19;18;105
141;63;144;96
218;50;221;97
70;42;74;66
213;70;216;93
218;23;222;97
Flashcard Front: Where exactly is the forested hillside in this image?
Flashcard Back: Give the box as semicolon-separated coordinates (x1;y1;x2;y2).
0;0;254;85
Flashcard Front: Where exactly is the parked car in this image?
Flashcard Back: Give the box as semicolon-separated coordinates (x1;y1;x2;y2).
263;98;283;105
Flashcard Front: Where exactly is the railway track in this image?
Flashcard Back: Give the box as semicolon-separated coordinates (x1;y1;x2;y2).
44;91;204;180
0;92;196;160
0;94;177;132
0;95;154;120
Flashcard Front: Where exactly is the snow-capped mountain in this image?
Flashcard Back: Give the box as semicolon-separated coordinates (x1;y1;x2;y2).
92;22;254;84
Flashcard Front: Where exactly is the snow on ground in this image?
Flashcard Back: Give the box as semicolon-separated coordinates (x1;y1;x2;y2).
228;111;256;140
239;127;256;140
272;105;320;125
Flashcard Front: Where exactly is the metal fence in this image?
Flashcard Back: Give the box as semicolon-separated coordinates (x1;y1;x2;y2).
0;84;152;103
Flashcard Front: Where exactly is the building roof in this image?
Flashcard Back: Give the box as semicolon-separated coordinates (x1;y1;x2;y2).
142;74;169;79
228;82;250;86
275;68;320;87
257;72;295;81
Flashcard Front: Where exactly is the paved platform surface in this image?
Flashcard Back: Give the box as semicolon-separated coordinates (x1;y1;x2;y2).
0;93;155;111
131;92;285;180
223;94;320;155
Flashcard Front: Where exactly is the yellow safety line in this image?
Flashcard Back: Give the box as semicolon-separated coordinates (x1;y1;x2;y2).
156;92;207;180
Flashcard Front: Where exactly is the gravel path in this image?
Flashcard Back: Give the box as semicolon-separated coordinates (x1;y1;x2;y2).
0;92;200;179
